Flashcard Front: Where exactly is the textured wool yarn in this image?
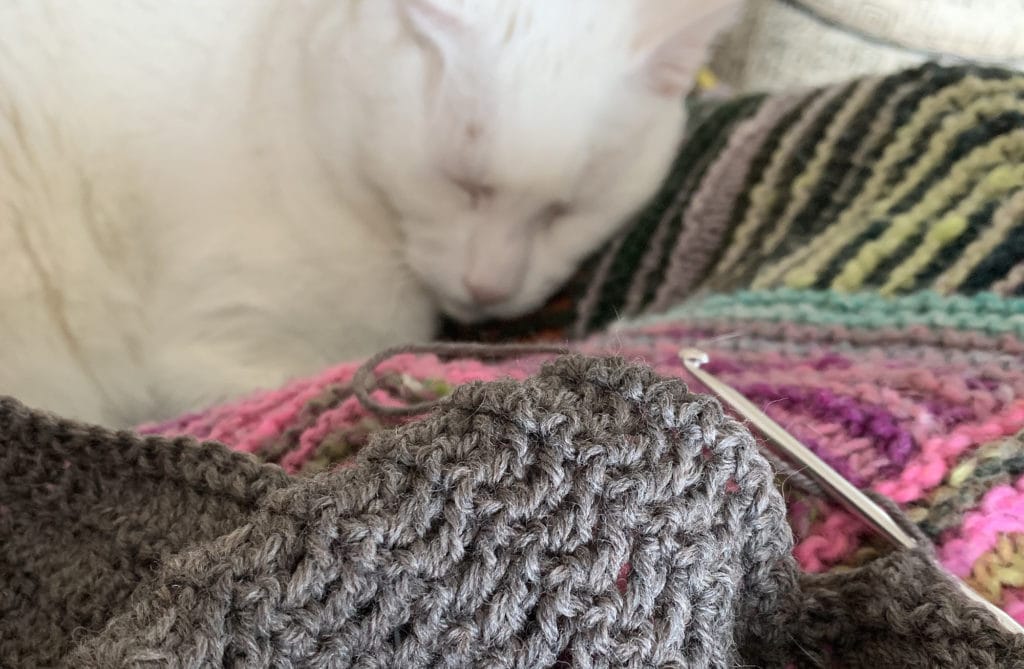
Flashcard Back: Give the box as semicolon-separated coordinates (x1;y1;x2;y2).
3;357;1023;667
144;289;1024;631
137;64;1024;638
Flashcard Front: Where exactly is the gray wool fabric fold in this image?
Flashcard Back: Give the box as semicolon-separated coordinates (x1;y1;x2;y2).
2;356;1022;668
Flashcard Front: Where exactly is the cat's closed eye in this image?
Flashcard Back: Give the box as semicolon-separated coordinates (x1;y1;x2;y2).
451;177;494;208
538;201;571;228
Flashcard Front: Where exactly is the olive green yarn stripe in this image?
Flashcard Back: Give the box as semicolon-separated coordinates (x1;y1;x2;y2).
835;109;1024;292
881;103;1024;218
706;83;853;286
935;188;1024;293
751;75;1024;291
780;81;1024;290
906;200;1000;293
811;66;967;229
831;131;1024;292
758;77;885;259
778;81;1024;291
881;168;1024;295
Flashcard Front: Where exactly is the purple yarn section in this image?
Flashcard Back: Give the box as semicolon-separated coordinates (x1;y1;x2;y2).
740;383;915;480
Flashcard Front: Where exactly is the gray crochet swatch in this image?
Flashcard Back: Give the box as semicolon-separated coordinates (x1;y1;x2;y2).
1;356;1022;667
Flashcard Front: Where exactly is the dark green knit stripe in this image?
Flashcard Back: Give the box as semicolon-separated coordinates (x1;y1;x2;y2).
963;219;1024;292
891;105;1024;217
637;94;770;310
917;442;1024;540
816;105;1024;291
835;109;1024;288
783;66;946;248
780;70;1002;288
809;66;956;229
583;96;763;333
910;200;999;291
716;82;861;290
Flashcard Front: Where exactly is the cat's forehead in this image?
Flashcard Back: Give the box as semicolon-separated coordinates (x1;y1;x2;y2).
431;78;605;193
421;0;664;189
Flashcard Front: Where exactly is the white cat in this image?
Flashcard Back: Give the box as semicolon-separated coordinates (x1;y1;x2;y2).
0;0;740;426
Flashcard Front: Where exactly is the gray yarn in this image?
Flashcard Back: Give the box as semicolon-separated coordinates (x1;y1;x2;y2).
1;356;1022;668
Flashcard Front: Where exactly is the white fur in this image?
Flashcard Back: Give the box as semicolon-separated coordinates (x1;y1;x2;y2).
0;0;738;426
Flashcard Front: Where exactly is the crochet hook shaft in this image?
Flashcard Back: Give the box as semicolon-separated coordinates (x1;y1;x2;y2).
679;348;1024;636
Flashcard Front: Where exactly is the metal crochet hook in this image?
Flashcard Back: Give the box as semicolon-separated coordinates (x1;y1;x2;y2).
679;348;1024;636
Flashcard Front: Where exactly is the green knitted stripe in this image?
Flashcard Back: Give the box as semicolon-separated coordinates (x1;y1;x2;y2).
886;96;1024;217
635;289;1024;336
792;66;952;238
746;73;1024;294
909;200;1001;290
963;219;1024;292
828;99;1024;290
755;73;1024;293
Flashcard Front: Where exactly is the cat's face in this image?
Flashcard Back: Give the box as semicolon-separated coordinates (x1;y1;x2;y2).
358;0;740;322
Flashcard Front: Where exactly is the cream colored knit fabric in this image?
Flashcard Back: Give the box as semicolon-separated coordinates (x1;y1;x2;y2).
710;0;1024;93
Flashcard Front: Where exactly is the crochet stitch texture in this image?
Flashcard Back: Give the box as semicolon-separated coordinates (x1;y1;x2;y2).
3;357;1023;667
139;63;1024;639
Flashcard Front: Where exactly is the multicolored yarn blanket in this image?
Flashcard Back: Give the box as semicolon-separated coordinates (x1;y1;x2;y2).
4;62;1024;665
135;64;1024;634
6;360;1023;667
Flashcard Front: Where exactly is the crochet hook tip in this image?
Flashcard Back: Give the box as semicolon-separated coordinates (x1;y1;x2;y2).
679;348;710;369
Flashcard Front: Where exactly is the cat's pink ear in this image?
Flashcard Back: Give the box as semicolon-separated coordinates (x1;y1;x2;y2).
637;1;742;98
400;0;466;58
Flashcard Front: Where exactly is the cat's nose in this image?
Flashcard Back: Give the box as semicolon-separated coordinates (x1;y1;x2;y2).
463;277;511;306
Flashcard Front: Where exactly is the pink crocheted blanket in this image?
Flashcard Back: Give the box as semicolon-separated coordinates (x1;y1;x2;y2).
140;64;1024;625
141;290;1024;625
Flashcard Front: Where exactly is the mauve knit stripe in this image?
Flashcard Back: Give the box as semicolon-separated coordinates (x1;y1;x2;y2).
620;175;701;317
648;93;808;313
622;99;768;316
572;234;626;339
708;83;849;286
994;261;1024;295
